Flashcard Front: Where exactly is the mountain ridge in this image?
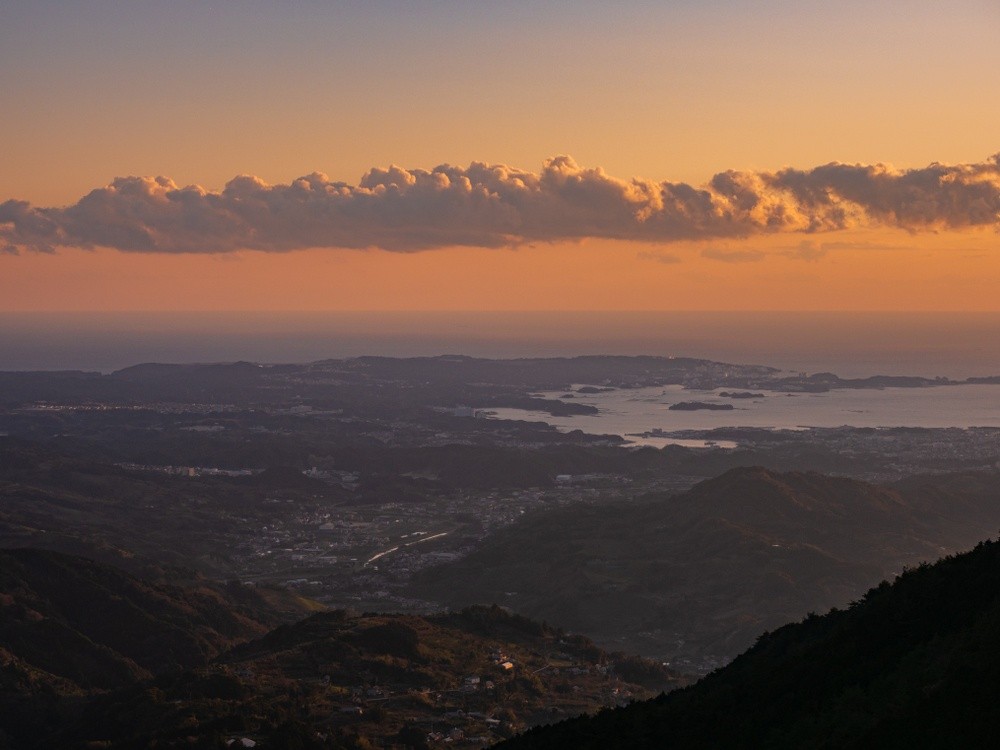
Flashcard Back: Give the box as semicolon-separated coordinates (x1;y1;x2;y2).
498;535;1000;749
411;466;1000;667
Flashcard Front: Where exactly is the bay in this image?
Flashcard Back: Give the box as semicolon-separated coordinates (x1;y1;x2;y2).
487;383;1000;447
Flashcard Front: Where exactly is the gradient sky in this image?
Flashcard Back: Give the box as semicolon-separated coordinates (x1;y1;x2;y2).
2;0;999;311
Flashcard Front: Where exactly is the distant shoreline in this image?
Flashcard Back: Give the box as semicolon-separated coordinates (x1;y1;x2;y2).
2;310;1000;379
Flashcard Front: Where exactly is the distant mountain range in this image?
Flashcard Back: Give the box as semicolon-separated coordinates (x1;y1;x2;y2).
411;467;1000;667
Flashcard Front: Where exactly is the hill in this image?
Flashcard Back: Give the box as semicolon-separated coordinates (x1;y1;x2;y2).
10;602;682;749
0;548;293;692
59;606;681;749
499;536;1000;749
0;548;324;748
411;467;1000;670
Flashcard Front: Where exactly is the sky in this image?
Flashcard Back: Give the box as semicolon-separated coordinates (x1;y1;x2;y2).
1;0;999;311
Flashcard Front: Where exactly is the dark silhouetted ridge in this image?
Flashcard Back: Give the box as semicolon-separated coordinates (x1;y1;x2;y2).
499;537;1000;749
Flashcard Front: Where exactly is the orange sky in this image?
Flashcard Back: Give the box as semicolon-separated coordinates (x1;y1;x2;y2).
1;229;996;312
2;2;998;312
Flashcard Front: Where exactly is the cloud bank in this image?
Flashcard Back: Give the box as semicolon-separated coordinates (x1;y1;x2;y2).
2;154;998;254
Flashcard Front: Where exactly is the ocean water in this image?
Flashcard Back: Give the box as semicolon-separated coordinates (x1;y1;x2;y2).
488;383;1000;446
1;311;999;378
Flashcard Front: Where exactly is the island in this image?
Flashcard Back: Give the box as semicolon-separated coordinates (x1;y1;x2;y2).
668;402;735;411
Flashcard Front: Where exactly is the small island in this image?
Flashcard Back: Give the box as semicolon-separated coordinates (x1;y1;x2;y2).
719;391;765;399
668;401;735;411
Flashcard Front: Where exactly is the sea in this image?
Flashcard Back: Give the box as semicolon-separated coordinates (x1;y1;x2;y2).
2;311;1000;378
2;310;999;443
487;383;1000;448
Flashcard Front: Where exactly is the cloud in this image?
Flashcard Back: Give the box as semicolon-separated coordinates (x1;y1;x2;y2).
637;250;682;264
701;247;766;263
818;240;908;251
783;240;828;261
766;238;919;261
1;153;999;254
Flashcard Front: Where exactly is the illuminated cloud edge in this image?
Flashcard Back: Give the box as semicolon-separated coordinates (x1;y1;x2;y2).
2;154;998;254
